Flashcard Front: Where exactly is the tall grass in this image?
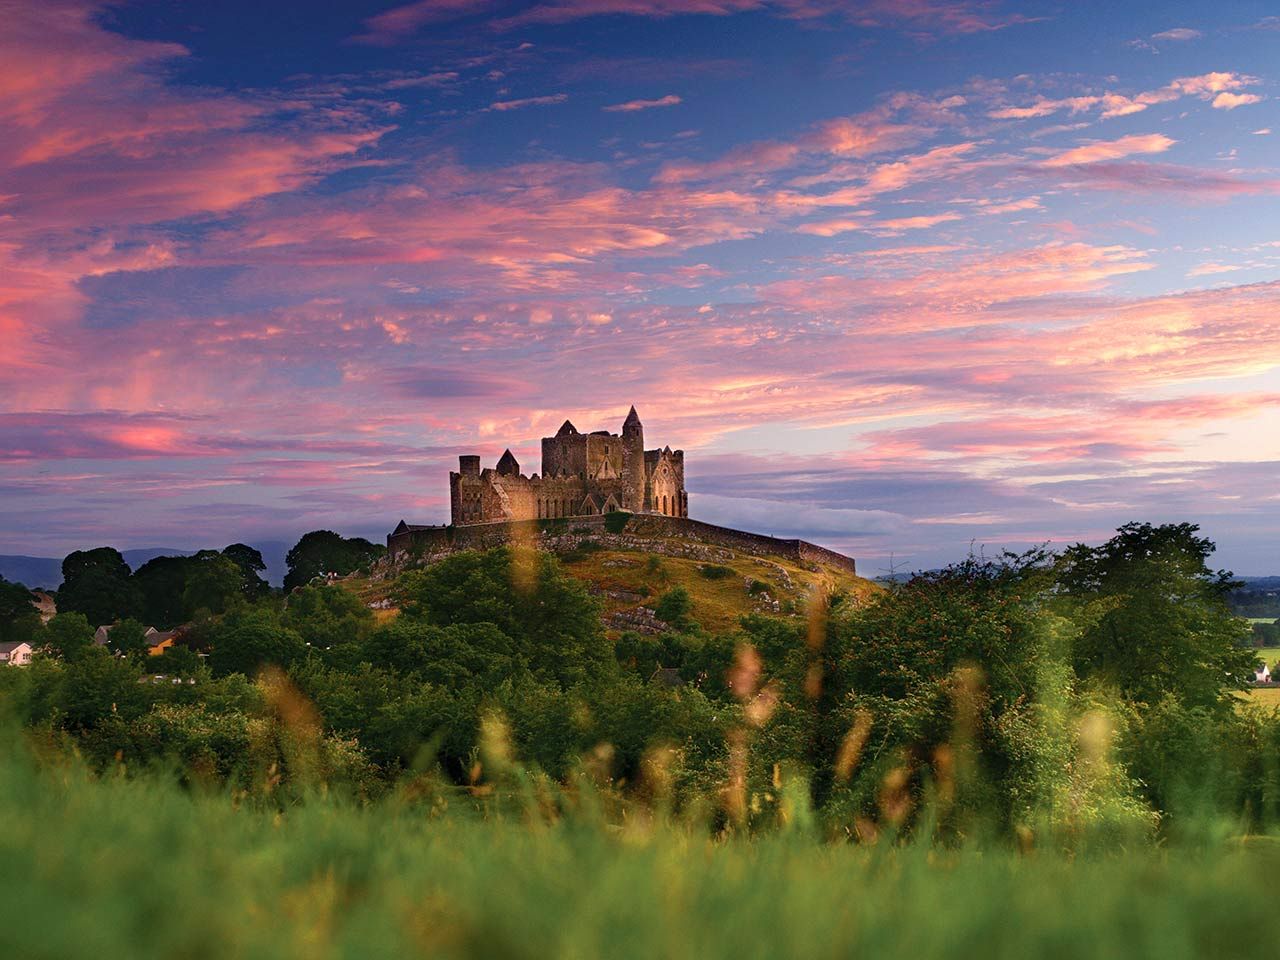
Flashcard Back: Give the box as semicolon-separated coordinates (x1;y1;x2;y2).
2;733;1278;960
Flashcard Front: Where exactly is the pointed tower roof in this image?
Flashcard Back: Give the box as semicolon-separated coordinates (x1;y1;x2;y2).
623;405;642;428
496;449;520;476
556;419;578;437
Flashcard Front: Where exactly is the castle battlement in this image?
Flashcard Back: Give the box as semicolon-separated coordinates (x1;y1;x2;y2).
449;407;687;525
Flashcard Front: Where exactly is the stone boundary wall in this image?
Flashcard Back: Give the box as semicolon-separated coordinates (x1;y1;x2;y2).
388;513;855;575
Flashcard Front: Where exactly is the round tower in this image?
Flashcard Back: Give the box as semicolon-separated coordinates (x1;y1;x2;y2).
621;405;645;513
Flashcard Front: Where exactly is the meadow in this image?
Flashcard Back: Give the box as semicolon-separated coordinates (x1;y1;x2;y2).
3;738;1278;960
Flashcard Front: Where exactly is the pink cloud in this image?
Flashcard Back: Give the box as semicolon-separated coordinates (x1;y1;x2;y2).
1046;161;1280;197
1213;92;1263;110
989;72;1260;121
1041;133;1176;167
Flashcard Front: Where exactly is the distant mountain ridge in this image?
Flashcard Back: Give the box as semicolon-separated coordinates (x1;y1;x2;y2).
0;542;290;590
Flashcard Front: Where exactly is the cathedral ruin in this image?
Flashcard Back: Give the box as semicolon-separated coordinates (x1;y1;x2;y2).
450;406;687;525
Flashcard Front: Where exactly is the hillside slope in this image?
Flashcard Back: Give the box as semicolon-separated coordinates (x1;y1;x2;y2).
350;529;877;636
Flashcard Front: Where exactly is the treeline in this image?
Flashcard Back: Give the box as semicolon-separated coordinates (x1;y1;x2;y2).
0;531;385;641
0;522;1274;838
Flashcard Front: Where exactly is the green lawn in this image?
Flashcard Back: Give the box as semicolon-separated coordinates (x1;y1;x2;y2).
4;740;1280;960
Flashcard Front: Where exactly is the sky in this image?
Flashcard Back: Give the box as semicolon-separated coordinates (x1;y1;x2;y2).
0;0;1278;574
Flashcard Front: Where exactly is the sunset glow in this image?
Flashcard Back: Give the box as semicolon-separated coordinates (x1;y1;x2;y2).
1;0;1277;570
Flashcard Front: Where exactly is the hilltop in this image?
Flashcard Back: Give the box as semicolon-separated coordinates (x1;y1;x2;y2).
350;521;876;636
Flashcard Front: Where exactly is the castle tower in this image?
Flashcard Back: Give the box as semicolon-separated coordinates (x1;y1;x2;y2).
621;405;645;512
496;449;520;476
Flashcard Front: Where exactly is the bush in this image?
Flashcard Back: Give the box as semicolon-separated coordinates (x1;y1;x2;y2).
654;587;692;627
747;579;771;596
698;564;735;580
604;511;632;534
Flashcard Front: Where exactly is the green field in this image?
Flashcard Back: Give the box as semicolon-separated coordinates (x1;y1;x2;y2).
4;742;1280;960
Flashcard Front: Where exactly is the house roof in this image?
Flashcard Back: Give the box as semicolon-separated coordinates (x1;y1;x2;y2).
556;419;579;437
0;640;31;655
649;667;683;688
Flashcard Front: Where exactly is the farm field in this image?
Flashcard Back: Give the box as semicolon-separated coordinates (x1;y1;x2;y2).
1243;687;1280;707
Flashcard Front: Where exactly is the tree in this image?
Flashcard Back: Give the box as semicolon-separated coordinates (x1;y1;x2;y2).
654;586;692;628
282;584;373;650
57;547;141;626
284;531;384;592
395;548;611;686
107;618;150;658
222;543;271;599
40;612;96;661
0;576;40;644
1057;522;1254;709
133;555;193;628
181;551;244;617
59;647;147;730
207;607;306;677
365;619;520;687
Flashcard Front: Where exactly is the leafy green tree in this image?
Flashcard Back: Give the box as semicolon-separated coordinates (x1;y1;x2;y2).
133;555;193;628
154;644;202;676
0;576;40;644
366;619;520;686
40;612;96;661
1057;522;1254;709
222;543;271;599
107;618;150;658
654;586;692;628
811;550;1064;827
59;646;147;729
396;548;611;685
181;551;244;617
207;607;306;677
57;547;141;626
282;584;373;650
284;531;384;592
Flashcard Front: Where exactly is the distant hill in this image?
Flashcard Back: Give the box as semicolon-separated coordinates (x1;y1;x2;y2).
0;540;291;590
0;556;62;590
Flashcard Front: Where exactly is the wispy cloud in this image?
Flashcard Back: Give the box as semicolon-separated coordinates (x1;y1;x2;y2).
603;94;682;112
1152;27;1202;41
487;93;570;111
1041;133;1176;167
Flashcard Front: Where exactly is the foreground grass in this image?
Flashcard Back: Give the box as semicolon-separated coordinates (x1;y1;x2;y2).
2;745;1278;960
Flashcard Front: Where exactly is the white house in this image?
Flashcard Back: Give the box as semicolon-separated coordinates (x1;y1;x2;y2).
1255;663;1272;684
0;641;34;666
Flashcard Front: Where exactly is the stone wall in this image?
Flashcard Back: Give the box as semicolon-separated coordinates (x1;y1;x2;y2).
388;513;855;575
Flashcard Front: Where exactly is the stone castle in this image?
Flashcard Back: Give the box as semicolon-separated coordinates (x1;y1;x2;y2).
387;407;856;576
450;407;687;525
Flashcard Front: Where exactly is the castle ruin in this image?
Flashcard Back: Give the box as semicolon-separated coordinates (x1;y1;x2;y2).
387;406;856;576
450;407;687;525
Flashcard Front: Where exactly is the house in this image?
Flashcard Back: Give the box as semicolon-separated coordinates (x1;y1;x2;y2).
1255;663;1272;684
0;641;34;667
649;666;684;688
146;629;180;656
94;624;183;656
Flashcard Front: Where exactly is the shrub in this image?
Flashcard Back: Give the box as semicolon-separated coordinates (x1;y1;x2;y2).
654;587;692;627
698;564;735;580
747;579;771;596
604;511;632;534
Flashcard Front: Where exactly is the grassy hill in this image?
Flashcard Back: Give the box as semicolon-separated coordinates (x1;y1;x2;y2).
346;532;877;636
